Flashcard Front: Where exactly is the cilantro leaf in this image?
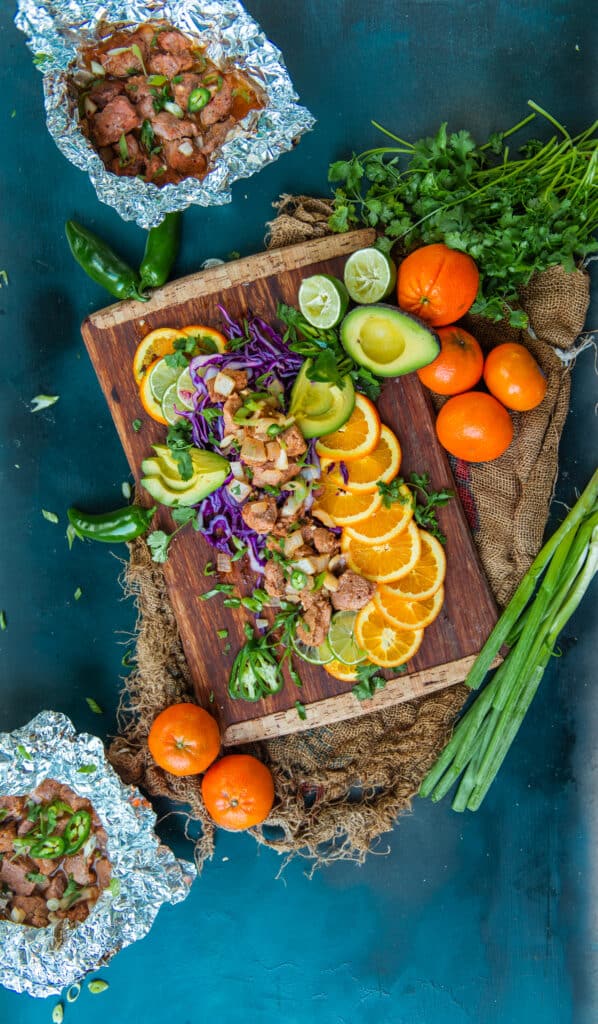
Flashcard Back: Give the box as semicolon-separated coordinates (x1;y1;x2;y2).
147;530;171;563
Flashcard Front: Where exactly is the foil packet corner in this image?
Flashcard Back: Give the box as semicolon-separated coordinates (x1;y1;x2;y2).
15;0;315;228
0;710;196;999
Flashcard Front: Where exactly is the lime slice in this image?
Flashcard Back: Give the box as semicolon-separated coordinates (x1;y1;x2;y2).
291;635;334;665
149;358;181;403
176;367;195;410
343;248;397;304
161;382;186;426
298;274;349;329
327;611;367;666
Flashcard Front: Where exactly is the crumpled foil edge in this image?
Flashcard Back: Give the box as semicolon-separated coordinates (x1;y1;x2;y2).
0;711;195;998
15;0;316;228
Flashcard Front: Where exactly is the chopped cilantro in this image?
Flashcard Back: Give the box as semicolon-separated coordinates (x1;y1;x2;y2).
42;509;59;524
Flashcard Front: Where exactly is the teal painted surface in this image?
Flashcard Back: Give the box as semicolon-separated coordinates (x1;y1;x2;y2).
0;1;596;1021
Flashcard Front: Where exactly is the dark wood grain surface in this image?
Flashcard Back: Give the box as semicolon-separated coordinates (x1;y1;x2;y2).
81;229;498;743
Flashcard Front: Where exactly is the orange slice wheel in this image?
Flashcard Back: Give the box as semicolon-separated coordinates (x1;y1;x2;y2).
355;603;424;668
181;325;228;353
138;359;168;425
320;425;401;494
133;327;182;385
315;394;381;462
312;483;382;528
379;530;447;600
341;520;421;583
323;659;361;682
374;585;445;630
344;484;414;544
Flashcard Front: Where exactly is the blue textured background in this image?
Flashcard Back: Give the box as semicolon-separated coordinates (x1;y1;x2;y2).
1;2;596;1021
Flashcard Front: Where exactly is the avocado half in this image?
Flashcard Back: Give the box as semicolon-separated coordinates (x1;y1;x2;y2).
340;304;439;377
289;360;355;438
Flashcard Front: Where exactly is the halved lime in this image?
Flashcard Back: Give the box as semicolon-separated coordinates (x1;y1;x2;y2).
291;635;334;665
343;248;397;304
327;611;367;666
161;382;186;426
176;366;195;410
298;274;349;329
149;358;181;403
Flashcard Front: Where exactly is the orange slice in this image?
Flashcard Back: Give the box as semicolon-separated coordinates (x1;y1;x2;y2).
341;520;421;583
379;530;446;600
133;327;182;385
312;483;382;527
315;394;381;462
138;359;168;424
344;484;414;544
320;425;401;494
355;603;423;668
323;658;360;682
374;585;445;630
180;325;228;353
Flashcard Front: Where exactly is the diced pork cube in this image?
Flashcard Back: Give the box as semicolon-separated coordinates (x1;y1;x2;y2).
281;424;307;458
93;96;141;146
241;498;278;534
263;561;286;598
200;78;234;126
331;571;376;611
148;51;194;77
152;111;197;141
11;894;49;928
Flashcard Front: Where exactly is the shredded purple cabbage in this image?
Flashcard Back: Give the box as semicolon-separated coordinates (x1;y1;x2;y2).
179;309;306;570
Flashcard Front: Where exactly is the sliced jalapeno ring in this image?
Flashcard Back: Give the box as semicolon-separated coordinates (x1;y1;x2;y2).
187;87;211;113
290;569;308;590
63;810;92;855
30;835;66;859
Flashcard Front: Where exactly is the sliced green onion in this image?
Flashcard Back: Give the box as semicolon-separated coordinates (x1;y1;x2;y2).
164;101;185;119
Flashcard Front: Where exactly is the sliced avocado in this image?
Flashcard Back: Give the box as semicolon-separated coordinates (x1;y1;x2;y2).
141;445;229;507
340;304;439;377
141;457;192;492
142;467;228;507
289;360;355;439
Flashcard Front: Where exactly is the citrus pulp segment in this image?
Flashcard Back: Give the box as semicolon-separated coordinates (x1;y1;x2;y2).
312;484;383;527
315;394;381;461
327;611;368;665
374;585;445;630
344;484;415;544
161;382;187;426
343;247;397;304
133;327;181;384
379;530;446;600
355;603;424;668
298;274;349;329
341;520;421;582
138;360;168;424
320;425;401;493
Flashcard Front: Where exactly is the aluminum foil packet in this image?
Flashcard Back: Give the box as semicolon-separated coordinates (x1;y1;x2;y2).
15;0;315;228
0;711;195;998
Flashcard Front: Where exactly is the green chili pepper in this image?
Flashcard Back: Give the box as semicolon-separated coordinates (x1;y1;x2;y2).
187;87;211;113
203;72;223;91
67;504;156;544
139;212;182;291
65;221;147;302
290;569;308;590
63;810;92;855
30;835;65;859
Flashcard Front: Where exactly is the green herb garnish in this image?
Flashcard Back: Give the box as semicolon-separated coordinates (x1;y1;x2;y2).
85;697;103;715
42;509;59;524
31;394;59;412
377;472;453;544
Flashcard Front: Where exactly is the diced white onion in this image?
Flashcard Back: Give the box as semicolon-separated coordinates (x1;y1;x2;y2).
283;532;305;558
275;446;289;471
83;835;97;859
84;98;98;116
229;462;245;480
177;140;194;157
291;555;329;575
322;572;339;592
218;434;237;450
328;554;346;573
213;372;235;397
226;480;252;503
256;618;268;630
164;101;185;119
217;552;232;573
10;907;26;923
90;60;106;76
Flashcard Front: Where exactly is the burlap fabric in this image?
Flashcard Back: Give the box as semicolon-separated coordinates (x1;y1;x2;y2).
108;195;590;869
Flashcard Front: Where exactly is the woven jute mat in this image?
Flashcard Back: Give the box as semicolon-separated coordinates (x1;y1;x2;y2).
108;195;590;870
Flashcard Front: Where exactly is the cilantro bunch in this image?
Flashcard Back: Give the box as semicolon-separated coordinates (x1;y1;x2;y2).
328;101;598;327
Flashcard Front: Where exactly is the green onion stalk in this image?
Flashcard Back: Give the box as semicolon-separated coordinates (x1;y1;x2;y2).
420;468;598;811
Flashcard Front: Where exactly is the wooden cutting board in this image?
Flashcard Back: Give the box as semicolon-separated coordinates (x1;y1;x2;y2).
81;228;498;745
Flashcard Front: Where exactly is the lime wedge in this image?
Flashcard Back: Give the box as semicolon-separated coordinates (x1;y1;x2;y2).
149;358;181;403
176;366;195;410
298;274;349;329
343;248;397;304
327;611;367;666
161;382;186;426
291;635;334;665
